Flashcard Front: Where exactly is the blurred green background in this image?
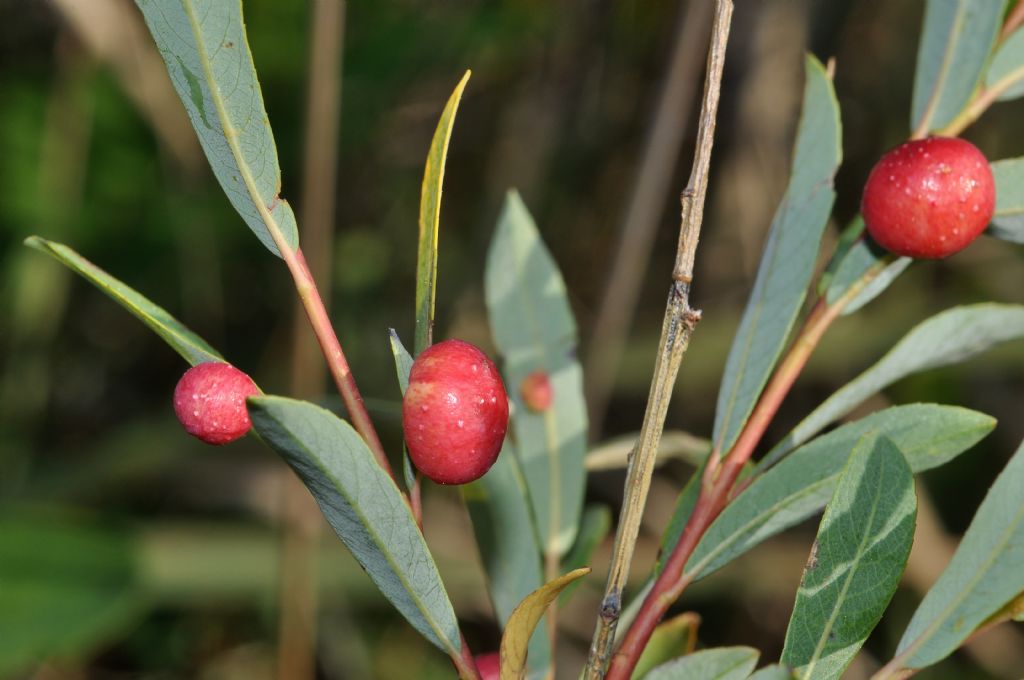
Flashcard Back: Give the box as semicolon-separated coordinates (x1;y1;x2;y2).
1;0;1023;678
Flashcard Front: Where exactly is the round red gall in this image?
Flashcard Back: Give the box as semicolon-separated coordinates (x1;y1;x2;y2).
173;362;259;445
519;369;553;412
474;652;500;680
402;339;509;485
861;137;995;259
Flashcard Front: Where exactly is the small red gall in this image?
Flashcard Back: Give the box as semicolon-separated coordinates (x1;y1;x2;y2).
173;362;259;445
861;136;995;259
402;339;509;485
519;369;553;412
474;652;500;680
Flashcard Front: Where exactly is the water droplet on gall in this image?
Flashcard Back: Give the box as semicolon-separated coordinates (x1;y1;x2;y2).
193;410;200;417
457;420;464;429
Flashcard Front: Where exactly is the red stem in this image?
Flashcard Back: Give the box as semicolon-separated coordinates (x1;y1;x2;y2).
453;633;482;680
287;247;394;480
606;298;842;679
1001;0;1024;41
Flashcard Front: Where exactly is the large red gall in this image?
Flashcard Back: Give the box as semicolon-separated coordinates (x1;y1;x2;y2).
173;362;260;445
402;339;509;485
861;137;995;259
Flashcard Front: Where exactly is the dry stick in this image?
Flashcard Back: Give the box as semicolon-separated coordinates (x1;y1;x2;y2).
584;0;714;437
606;263;888;680
277;3;346;680
582;2;733;677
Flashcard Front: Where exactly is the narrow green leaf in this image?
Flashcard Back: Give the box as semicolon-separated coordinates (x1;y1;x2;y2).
748;666;796;680
0;513;145;675
388;329;417;492
633;612;700;679
643;646;759;680
390;329;414;394
781;434;916;680
713;55;841;455
485;191;587;557
895;438;1024;669
415;71;471;353
989;157;1024;243
499;567;589;679
768;304;1024;462
135;0;298;257
25;237;222;366
684;405;993;582
822;221;910;315
248;396;462;658
462;443;550;675
910;0;1006;133
985;27;1024;101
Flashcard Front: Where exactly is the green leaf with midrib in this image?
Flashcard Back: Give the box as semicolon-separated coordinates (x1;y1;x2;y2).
248;396;462;658
25;237;222;367
895;438;1024;669
135;0;298;257
781;434;916;680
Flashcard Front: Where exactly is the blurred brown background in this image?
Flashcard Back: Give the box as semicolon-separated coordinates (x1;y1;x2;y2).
1;0;1023;678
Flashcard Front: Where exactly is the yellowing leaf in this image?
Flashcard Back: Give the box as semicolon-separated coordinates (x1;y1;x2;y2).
499;567;590;679
415;70;471;353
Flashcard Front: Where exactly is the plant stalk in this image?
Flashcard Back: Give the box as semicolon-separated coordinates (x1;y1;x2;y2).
582;1;733;676
283;247;393;480
277;3;346;679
